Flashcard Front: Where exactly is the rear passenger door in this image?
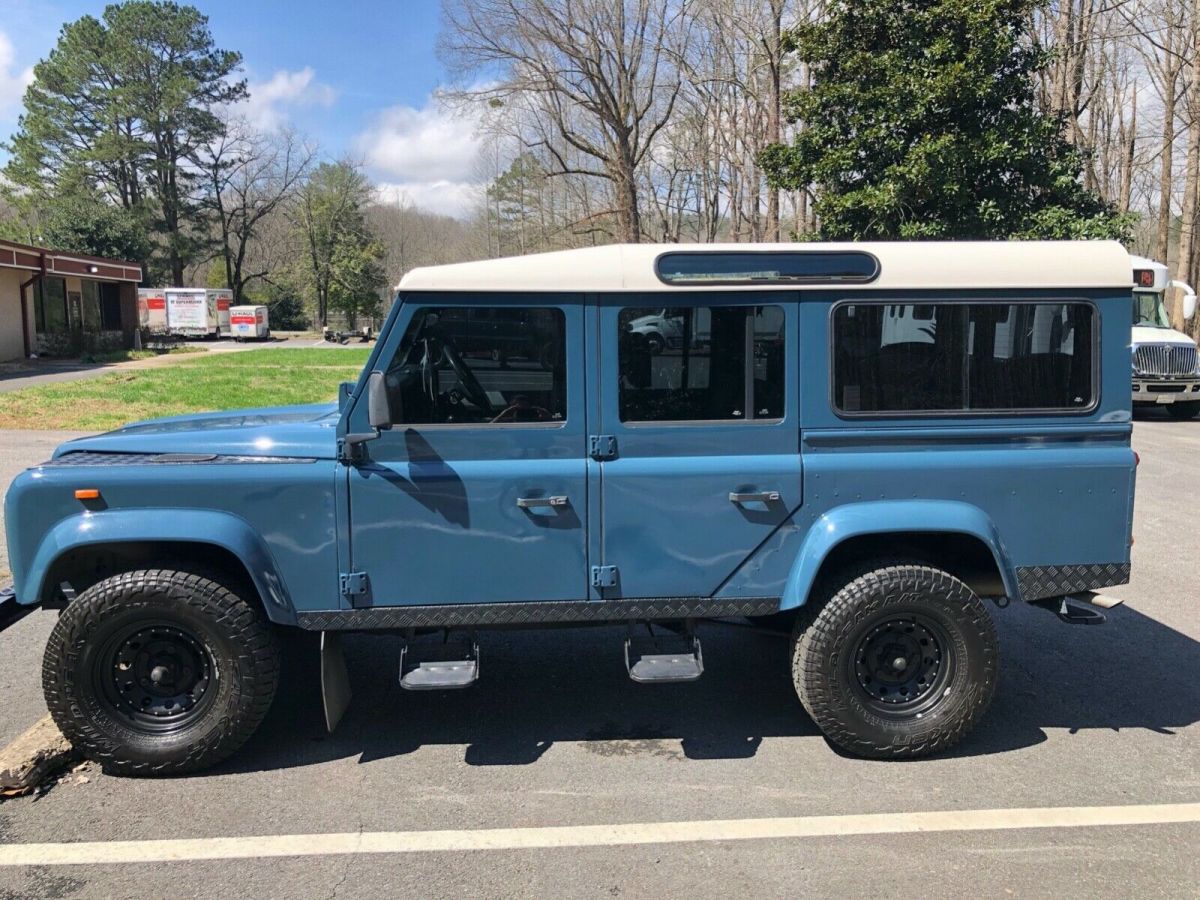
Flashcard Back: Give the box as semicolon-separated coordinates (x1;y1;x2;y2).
593;292;802;599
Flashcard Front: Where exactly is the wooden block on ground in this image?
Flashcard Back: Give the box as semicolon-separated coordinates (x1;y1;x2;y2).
0;714;77;794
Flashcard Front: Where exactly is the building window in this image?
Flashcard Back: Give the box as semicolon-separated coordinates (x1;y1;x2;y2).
36;277;68;333
618;305;785;422
99;283;122;329
832;301;1096;414
81;281;101;332
381;305;567;425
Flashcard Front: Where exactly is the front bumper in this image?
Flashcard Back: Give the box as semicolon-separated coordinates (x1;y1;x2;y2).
1132;377;1200;404
0;585;34;635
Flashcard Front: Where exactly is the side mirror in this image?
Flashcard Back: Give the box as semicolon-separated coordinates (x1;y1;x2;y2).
367;371;394;430
1185;293;1197;321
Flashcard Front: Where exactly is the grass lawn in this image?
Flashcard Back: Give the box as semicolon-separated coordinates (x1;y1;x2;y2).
0;348;372;431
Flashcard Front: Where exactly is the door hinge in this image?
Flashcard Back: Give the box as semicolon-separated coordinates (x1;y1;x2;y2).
591;565;618;588
589;434;617;460
340;572;369;598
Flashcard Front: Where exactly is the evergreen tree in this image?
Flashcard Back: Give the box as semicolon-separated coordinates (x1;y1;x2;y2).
760;0;1133;241
3;2;244;282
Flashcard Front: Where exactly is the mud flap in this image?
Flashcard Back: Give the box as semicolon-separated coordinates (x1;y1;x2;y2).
320;631;352;732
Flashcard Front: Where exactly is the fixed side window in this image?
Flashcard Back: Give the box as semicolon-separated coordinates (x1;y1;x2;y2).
618;305;785;422
382;306;566;425
833;301;1095;414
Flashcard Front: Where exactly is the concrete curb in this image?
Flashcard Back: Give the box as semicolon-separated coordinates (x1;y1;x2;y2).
0;714;78;795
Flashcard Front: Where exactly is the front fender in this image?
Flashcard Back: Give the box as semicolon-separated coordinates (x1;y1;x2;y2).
779;500;1017;611
22;508;296;624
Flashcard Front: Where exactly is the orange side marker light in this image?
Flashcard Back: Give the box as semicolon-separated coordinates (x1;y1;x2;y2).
74;489;100;500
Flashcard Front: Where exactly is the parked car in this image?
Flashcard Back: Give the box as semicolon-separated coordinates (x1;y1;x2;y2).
1;241;1137;774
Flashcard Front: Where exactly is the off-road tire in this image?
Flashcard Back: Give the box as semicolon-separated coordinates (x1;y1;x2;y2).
42;569;280;776
1166;400;1200;420
791;563;998;759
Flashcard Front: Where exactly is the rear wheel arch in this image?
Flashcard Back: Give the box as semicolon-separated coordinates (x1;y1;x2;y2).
781;514;1015;614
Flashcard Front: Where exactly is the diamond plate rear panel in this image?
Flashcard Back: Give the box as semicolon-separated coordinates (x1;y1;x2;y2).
1016;563;1131;601
296;597;780;630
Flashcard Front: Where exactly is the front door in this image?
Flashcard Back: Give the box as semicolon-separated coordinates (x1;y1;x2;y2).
345;293;587;607
595;292;802;599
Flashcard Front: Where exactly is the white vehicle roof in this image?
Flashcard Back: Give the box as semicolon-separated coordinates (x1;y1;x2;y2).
397;241;1133;293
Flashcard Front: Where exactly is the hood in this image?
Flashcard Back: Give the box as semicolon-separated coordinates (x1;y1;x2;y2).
1132;325;1197;347
52;403;340;460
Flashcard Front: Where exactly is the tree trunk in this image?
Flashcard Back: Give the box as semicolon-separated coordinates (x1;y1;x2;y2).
1157;66;1178;263
1174;17;1200;332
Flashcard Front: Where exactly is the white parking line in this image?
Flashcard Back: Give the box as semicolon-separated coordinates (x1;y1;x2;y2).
2;802;1198;867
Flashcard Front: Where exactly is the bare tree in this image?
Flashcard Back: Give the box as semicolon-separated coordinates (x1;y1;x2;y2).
199;119;317;302
441;0;690;242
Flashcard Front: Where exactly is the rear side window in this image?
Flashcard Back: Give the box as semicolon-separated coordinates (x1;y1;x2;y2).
619;305;785;422
832;302;1096;414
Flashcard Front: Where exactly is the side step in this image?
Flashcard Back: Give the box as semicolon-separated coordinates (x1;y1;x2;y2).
400;640;479;691
625;631;704;683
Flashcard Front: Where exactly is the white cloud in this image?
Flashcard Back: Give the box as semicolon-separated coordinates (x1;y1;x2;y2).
0;31;34;121
241;67;336;130
375;180;483;219
355;95;486;218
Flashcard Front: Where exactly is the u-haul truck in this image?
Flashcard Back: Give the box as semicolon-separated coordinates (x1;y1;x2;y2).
137;288;232;338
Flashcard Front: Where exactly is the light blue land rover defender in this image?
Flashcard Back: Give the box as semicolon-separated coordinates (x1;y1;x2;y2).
0;242;1138;773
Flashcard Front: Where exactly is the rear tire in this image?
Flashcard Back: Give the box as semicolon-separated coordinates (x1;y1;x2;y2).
1166;400;1200;419
791;563;998;759
42;569;280;776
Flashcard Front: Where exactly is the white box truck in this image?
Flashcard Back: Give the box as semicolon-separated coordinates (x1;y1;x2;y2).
138;288;232;338
164;288;231;338
137;288;168;333
229;305;270;340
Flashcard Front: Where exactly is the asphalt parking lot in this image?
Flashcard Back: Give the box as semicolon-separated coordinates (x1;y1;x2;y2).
0;414;1198;898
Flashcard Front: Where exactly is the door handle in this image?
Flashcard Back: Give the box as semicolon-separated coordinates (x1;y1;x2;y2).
729;491;781;504
517;495;570;509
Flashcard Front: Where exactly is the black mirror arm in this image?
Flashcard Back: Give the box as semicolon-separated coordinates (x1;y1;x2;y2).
339;430;379;463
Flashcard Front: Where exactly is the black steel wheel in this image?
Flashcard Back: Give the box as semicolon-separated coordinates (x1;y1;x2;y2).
96;622;216;733
791;562;998;759
43;569;280;776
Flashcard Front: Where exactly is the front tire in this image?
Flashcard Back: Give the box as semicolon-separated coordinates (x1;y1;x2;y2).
792;563;998;759
1166;400;1200;419
42;569;280;776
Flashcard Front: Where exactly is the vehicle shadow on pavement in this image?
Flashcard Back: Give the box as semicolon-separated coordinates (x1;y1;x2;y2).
208;600;1200;775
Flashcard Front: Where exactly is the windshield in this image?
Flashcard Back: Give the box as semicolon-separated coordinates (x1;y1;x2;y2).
1134;290;1171;328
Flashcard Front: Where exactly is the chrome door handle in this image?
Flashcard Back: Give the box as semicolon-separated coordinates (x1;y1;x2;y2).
729;491;781;504
517;495;569;509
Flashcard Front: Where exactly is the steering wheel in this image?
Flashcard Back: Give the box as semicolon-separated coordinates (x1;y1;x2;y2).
491;403;553;424
440;338;493;415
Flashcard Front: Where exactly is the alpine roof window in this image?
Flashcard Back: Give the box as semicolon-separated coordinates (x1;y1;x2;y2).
656;251;878;286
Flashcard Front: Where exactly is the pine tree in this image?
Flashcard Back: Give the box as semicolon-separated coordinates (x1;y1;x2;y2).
760;0;1133;241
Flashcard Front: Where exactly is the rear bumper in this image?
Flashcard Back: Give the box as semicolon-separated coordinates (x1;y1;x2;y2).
0;585;34;635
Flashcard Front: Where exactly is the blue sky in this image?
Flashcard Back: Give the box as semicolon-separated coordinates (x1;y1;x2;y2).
0;0;487;216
